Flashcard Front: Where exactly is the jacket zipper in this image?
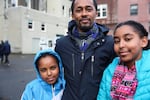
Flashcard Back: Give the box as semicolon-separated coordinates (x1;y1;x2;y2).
72;53;75;76
79;52;85;75
79;52;84;100
81;52;84;60
91;55;94;77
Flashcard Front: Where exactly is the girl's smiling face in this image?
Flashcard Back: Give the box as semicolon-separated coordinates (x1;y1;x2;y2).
114;25;147;67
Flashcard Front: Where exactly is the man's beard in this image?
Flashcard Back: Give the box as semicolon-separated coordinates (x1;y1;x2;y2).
79;24;93;32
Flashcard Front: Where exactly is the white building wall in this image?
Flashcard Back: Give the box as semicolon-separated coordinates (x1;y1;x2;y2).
0;0;72;54
0;0;5;40
5;7;22;53
21;7;69;54
47;0;71;17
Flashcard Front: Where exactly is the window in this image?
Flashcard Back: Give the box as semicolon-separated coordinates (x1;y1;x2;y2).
39;0;47;12
8;0;12;7
62;5;66;17
48;40;53;47
7;0;17;7
130;4;138;15
41;23;46;32
18;0;27;7
97;4;107;19
28;19;34;30
11;0;18;7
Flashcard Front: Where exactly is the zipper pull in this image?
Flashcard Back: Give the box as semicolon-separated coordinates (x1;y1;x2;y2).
81;52;84;61
91;56;94;77
91;55;94;62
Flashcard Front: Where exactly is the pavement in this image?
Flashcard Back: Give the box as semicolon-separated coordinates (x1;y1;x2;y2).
0;54;36;100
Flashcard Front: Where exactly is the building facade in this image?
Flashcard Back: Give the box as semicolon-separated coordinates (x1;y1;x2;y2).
117;0;150;39
2;0;150;54
0;0;71;54
96;0;118;35
96;0;150;38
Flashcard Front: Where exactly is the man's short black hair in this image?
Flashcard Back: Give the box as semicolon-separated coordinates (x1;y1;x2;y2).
71;0;97;13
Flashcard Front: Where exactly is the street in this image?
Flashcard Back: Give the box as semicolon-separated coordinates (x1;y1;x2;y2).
0;54;36;100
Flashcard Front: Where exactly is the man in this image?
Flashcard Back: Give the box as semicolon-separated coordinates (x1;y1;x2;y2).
3;40;11;65
55;0;116;99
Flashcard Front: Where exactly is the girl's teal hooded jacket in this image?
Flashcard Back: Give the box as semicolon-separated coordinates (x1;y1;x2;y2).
21;49;65;100
97;50;150;100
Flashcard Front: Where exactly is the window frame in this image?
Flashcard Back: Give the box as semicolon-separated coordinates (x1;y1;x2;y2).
130;4;138;16
96;4;107;19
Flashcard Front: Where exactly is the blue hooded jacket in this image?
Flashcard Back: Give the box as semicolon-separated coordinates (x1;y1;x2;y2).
21;49;65;100
97;50;150;100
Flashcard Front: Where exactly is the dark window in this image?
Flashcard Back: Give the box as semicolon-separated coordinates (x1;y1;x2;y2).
130;4;138;15
97;9;101;17
28;20;33;29
102;8;107;16
62;5;65;15
48;40;52;47
41;24;45;31
18;0;27;7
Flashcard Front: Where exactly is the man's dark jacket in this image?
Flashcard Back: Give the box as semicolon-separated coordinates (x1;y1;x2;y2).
55;21;116;100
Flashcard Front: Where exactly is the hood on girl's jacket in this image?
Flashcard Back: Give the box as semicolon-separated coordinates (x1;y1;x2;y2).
33;49;65;90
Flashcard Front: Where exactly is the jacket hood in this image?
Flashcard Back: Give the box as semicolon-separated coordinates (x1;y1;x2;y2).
68;20;109;35
33;49;65;90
